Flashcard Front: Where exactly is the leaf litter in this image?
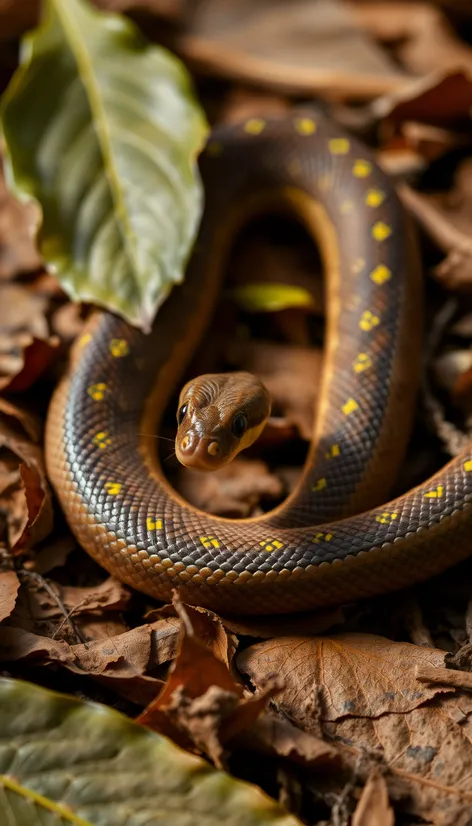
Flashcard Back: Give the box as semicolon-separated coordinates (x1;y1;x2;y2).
4;0;472;823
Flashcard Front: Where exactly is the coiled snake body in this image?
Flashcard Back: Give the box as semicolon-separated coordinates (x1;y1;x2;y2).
46;111;472;615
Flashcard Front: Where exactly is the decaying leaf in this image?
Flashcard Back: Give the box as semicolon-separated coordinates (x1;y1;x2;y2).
352;768;394;826
1;0;208;331
0;570;20;622
238;634;448;724
0;677;303;826
179;0;407;98
0;418;52;551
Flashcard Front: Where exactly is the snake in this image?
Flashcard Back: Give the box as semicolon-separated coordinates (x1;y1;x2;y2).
45;110;472;616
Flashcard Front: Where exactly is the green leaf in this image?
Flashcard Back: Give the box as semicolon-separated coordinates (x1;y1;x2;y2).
231;283;316;313
0;678;302;826
1;0;208;331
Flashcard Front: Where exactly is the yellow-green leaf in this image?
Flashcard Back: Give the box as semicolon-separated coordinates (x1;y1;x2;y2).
0;678;302;825
1;0;208;331
232;283;316;313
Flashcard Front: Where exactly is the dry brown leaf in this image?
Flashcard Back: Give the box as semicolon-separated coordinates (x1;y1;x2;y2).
399;175;472;295
177;457;283;517
0;161;42;276
0;570;19;622
28;535;76;575
0;397;42;442
355;2;472;77
352;768;394;826
371;70;472;130
17;576;131;622
330;693;472;825
179;0;406;99
237;634;448;724
235;710;340;769
0;419;53;551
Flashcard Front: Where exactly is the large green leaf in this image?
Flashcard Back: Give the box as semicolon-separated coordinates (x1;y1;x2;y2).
0;678;302;825
1;0;208;331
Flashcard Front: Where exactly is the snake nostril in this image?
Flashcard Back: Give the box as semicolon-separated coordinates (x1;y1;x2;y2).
207;441;221;457
180;434;192;452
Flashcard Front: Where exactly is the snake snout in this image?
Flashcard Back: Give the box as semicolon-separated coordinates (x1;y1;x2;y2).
176;431;223;470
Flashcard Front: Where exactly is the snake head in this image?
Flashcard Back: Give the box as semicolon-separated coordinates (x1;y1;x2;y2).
175;371;271;471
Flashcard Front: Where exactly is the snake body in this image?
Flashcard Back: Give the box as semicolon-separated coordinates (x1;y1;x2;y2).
45;111;472;615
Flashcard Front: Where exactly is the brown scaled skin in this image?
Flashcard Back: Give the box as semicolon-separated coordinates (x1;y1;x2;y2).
175;371;271;471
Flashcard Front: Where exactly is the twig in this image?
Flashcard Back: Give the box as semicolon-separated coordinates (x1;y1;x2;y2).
19;569;87;644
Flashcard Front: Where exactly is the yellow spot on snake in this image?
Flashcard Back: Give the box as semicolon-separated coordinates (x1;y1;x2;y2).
329;138;350;155
313;532;333;544
200;536;220;549
244;118;266;135
147;517;163;531
104;482;122;495
340;200;354;214
372;222;392;242
376;512;398;525
312;477;327;492
318;173;333;191
352;258;365;274
93;431;111;449
366;189;385;207
353;353;372;373
78;333;92;348
359;310;380;331
370;264;391;285
294;117;316;135
424;485;444;499
260;538;284;552
464;460;472;472
342;398;359;416
87;382;107;401
206;141;222;156
353;159;372;178
326;444;340;459
110;339;129;358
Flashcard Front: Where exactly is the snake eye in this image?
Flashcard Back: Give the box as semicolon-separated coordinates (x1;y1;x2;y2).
231;413;247;438
177;403;188;425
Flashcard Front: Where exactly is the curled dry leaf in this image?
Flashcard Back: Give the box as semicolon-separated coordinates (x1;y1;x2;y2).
0;283;58;392
140;597;339;772
352;768;394;826
355;2;472;77
0;418;52;551
0;570;20;622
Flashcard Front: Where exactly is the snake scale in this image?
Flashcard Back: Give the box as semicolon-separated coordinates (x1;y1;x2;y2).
45;110;472;615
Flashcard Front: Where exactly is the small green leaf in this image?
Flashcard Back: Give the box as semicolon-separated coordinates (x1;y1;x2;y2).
0;678;302;826
1;0;208;331
231;283;316;313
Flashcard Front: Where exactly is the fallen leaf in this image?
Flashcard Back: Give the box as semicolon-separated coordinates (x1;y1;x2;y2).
176;457;283;517
352;769;394;826
0;419;53;551
179;0;407;99
0;161;41;277
0;570;19;622
0;396;42;442
235;710;340;769
237;634;448;724
371;70;472;129
355;2;472;77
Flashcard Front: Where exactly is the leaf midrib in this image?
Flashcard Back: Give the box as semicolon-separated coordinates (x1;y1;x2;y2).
52;0;138;285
